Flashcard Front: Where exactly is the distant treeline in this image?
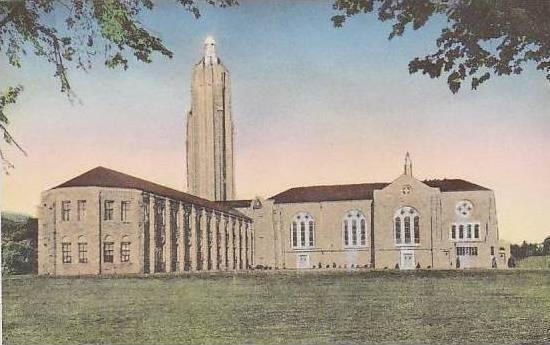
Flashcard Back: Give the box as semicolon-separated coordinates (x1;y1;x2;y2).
2;213;38;275
510;237;550;261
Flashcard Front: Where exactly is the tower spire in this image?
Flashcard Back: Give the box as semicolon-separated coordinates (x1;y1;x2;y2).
404;152;413;176
204;36;217;65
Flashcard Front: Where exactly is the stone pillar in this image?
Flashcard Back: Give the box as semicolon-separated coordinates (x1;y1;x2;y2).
189;206;197;271
178;202;185;272
219;215;227;270
165;200;173;273
245;222;250;270
200;209;208;271
251;225;254;268
149;197;156;274
228;217;235;270
212;213;220;270
238;219;243;270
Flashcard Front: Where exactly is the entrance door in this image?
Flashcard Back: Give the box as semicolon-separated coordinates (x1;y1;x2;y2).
400;250;415;270
297;254;310;269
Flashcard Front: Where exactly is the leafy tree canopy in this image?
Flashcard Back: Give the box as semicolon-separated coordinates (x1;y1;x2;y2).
331;0;550;93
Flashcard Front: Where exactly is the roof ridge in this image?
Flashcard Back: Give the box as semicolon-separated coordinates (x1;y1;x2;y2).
52;166;250;219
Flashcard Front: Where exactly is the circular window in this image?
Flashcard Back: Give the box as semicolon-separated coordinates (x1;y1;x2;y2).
456;200;473;218
402;185;412;195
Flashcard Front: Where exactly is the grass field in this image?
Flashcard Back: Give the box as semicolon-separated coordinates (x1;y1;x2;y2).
3;270;550;344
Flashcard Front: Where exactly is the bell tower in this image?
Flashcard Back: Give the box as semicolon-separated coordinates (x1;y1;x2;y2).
186;37;235;201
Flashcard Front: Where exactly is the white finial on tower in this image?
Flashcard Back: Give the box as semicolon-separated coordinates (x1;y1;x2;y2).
404;152;413;176
204;36;217;65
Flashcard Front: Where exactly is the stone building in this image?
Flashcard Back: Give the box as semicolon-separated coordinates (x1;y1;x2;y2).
38;37;509;275
226;153;509;270
38;167;253;276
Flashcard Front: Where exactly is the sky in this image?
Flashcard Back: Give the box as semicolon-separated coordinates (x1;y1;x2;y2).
1;1;549;243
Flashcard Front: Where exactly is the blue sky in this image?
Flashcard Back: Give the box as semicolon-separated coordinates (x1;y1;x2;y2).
2;0;549;242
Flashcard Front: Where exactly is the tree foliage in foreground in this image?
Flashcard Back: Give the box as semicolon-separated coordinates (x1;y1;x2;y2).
331;0;550;93
0;0;236;170
1;213;38;275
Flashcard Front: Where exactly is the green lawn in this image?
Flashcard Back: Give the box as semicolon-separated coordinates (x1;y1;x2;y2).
3;270;550;344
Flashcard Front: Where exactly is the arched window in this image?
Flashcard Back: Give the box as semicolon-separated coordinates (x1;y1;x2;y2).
78;235;88;263
121;235;131;263
61;236;71;264
394;207;420;245
103;235;114;263
290;212;315;249
342;210;367;247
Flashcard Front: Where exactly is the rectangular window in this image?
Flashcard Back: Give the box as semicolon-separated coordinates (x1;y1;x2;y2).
121;201;130;222
77;200;86;221
62;242;71;263
395;218;401;244
61;201;71;221
104;200;114;221
292;222;297;247
451;225;456;239
360;219;366;246
351;219;357;246
459;225;464;239
308;221;314;247
457;246;478;256
344;220;349;246
404;217;411;244
300;222;305;247
474;224;480;239
78;242;88;263
413;216;420;244
467;224;472;239
103;242;114;263
490;246;494;256
121;242;131;262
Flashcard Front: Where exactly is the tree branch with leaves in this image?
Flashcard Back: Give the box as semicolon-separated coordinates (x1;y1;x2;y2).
331;0;550;93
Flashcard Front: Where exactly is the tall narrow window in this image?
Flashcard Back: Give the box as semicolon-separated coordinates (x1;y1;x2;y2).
344;220;349;246
121;238;130;262
104;200;114;221
404;216;411;244
351;219;357;246
394;207;419;245
395;217;401;244
451;225;456;239
290;212;315;249
121;201;130;222
360;219;366;246
414;216;420;244
343;210;367;248
61;201;71;221
300;222;306;247
78;236;88;263
77;200;86;221
474;224;480;239
459;225;464;239
62;242;71;263
308;221;314;247
103;239;114;263
292;222;298;247
467;224;472;239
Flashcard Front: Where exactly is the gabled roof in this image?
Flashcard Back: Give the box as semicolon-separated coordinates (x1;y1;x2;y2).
423;179;490;192
52;167;249;219
269;179;490;204
269;183;390;204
